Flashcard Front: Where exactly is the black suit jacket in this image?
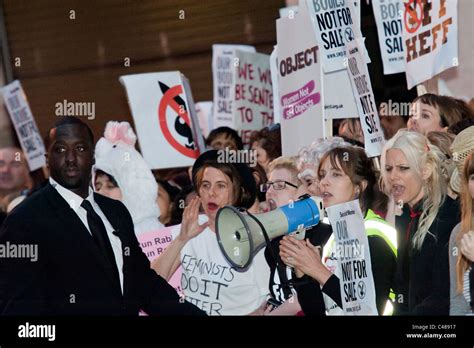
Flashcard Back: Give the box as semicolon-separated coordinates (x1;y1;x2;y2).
0;183;204;316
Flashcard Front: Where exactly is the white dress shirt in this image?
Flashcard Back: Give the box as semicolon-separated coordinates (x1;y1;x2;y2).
49;177;124;294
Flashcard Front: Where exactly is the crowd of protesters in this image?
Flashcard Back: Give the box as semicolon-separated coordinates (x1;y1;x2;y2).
0;92;474;316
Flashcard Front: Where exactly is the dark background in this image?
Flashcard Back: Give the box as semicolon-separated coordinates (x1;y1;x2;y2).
0;0;414;142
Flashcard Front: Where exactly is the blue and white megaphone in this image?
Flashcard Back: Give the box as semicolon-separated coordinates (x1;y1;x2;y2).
216;195;324;269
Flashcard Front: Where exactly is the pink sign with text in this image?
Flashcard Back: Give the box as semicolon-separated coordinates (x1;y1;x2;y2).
137;226;182;294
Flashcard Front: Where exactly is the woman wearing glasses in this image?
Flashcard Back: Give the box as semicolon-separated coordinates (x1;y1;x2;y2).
279;146;397;315
153;150;270;315
259;156;302;315
264;157;300;210
256;156;331;315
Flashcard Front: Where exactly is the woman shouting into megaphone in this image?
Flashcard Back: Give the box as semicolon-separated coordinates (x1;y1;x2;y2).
279;146;397;315
152;150;271;316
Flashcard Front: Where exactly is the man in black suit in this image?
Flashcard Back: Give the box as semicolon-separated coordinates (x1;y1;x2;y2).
0;117;204;316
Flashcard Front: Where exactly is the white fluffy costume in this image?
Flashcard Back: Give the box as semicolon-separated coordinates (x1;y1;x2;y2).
93;121;163;236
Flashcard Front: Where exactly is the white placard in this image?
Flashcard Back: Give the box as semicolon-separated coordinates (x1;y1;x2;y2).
279;5;299;18
326;200;377;315
234;50;274;146
372;0;405;75
212;44;255;129
195;101;213;138
324;69;359;119
120;72;202;169
1;80;46;171
277;5;325;156
182;76;206;154
346;39;385;157
270;46;281;125
402;0;458;89
303;0;367;72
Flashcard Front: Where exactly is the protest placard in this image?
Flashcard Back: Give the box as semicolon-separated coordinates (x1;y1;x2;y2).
1;80;46;171
182;75;206;153
277;5;325;156
279;5;299;18
195;101;213;138
402;0;458;89
325;200;378;315
120;72;203;169
346;38;385;157
304;0;367;72
372;0;405;74
137;226;182;294
234;50;274;145
270;46;281;124
324;69;359;119
212;44;255;129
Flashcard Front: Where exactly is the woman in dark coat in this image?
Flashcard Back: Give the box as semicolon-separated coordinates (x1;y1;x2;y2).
280;146;397;315
381;130;460;315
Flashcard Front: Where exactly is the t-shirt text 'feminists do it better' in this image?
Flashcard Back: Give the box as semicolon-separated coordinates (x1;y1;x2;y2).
172;215;270;315
180;253;236;315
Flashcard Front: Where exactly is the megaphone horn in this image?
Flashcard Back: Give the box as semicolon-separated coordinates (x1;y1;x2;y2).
216;196;324;270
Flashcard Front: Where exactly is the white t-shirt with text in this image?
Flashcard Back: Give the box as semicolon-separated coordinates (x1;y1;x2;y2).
172;215;270;315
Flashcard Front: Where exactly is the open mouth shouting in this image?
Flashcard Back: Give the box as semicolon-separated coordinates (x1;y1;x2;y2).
391;184;405;201
321;191;333;205
267;198;277;211
207;202;219;212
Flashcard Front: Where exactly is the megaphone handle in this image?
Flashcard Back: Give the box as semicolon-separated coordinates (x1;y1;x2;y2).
246;210;293;293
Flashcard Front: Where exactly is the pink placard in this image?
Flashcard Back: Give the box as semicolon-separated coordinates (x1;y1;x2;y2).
137;226;182;294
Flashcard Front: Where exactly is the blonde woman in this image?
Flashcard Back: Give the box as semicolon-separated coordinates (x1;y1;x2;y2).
381;130;460;315
426;131;456;198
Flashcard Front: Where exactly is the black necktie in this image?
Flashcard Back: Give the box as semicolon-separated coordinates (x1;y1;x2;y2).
81;199;120;287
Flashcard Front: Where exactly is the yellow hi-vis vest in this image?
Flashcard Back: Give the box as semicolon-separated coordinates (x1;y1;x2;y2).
322;209;397;315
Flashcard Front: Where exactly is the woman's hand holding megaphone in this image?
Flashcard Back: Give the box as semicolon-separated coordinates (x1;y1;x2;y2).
279;237;333;286
178;197;210;242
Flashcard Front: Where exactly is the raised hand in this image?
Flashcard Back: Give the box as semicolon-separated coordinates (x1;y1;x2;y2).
177;196;209;242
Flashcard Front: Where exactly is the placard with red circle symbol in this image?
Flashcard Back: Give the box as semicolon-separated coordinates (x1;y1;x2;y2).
401;0;458;89
404;0;423;34
120;72;201;169
158;84;199;159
